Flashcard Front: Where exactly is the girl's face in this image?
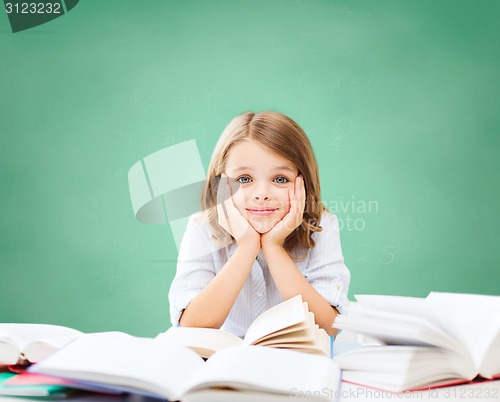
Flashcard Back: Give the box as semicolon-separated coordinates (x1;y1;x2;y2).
224;139;299;234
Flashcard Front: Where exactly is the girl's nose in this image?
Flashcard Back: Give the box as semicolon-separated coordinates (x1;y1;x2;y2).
252;182;270;201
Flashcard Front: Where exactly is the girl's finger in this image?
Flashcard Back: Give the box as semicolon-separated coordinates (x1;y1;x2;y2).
297;176;306;212
231;185;245;212
220;174;235;213
217;174;228;203
293;177;300;211
217;174;232;224
218;201;229;222
289;188;297;214
221;173;231;195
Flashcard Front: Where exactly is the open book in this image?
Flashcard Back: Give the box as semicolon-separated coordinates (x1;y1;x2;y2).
158;294;331;358
332;292;500;392
30;331;340;401
0;324;82;364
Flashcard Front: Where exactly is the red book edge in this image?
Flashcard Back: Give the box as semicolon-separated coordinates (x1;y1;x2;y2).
341;374;500;394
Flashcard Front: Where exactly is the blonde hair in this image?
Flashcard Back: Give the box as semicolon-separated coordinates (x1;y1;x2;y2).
201;111;326;260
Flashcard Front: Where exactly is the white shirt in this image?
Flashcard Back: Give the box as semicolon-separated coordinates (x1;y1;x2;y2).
168;211;351;338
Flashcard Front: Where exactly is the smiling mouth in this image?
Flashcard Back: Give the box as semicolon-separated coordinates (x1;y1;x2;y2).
246;208;277;217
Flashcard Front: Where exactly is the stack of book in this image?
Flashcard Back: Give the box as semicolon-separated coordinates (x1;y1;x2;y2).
0;323;83;397
1;295;340;401
332;292;500;392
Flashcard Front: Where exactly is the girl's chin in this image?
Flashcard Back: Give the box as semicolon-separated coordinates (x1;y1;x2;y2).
253;226;273;234
248;217;279;234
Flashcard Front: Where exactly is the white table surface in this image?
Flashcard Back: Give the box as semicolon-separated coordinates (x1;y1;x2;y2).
0;379;499;402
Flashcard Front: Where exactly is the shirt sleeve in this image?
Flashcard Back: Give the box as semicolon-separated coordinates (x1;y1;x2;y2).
168;214;217;327
302;212;351;315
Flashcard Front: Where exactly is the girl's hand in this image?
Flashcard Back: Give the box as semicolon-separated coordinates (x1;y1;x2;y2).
261;175;306;249
217;173;261;251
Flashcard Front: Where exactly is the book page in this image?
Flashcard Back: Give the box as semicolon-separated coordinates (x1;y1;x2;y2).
337;346;470;392
426;292;500;372
477;330;500;377
252;321;308;344
256;314;330;357
256;329;313;346
243;295;307;345
0;324;82;352
316;326;330;357
255;312;316;345
183;388;331;402
30;332;205;400
355;295;427;318
334;345;462;373
333;308;461;350
182;345;340;396
156;327;243;358
22;336;81;363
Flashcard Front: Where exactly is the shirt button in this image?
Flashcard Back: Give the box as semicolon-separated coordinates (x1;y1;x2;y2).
257;292;263;297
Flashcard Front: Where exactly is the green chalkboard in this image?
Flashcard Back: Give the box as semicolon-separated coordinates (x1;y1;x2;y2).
0;0;499;337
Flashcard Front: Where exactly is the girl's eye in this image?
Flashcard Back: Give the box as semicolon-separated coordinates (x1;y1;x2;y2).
274;176;289;184
237;176;252;184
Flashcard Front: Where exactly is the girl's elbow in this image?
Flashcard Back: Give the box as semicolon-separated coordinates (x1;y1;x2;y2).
179;309;223;329
326;326;339;338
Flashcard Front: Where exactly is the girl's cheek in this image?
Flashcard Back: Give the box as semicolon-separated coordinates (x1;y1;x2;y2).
282;198;292;213
237;190;250;213
238;189;248;205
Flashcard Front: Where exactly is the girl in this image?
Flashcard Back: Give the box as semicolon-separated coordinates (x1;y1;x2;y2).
168;111;350;337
